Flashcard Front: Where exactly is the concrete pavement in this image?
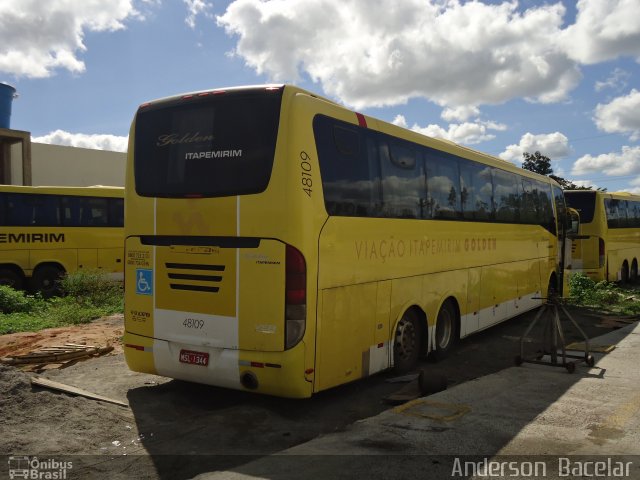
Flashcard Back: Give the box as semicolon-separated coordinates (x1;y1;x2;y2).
195;322;640;479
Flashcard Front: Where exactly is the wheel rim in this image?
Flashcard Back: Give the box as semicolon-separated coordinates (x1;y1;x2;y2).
437;308;453;350
395;316;417;361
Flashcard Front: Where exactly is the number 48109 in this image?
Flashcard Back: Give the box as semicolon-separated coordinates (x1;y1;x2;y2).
300;151;313;197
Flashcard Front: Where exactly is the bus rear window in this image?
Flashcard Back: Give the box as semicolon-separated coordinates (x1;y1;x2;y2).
134;89;283;198
564;191;596;223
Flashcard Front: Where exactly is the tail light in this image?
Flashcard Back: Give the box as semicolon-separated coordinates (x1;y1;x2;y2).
285;245;306;349
599;237;605;268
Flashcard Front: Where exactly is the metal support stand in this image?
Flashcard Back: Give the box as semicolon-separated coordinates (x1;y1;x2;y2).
515;296;595;373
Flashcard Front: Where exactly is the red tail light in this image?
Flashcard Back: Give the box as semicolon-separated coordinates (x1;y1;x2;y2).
599;237;605;268
286;245;306;305
285;245;306;349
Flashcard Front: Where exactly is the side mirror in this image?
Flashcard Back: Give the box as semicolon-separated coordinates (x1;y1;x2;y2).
567;208;580;237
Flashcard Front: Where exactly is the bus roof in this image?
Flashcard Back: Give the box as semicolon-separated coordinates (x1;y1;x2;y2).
0;185;124;197
137;83;561;189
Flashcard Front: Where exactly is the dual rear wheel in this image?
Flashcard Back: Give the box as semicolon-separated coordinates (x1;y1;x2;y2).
393;300;458;373
0;264;64;297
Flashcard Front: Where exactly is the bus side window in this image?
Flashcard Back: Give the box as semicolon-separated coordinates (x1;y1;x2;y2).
534;180;555;233
605;198;619;228
425;151;461;220
62;196;82;226
6;193;32;226
459;160;492;221
32;195;60;226
551;185;565;235
520;179;537;224
493;169;520;223
314;115;381;218
0;193;5;226
109;198;124;227
379;140;424;219
80;197;109;226
632;201;640;228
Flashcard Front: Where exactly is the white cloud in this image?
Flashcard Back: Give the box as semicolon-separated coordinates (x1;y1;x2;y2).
0;0;142;78
594;89;640;140
33;130;128;152
562;0;640;64
571;145;640;176
441;105;480;123
629;176;640;194
499;132;571;162
184;0;213;29
570;179;600;190
594;68;630;92
392;115;506;146
217;0;581;109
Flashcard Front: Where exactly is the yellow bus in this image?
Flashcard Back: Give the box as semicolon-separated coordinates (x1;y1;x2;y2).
0;185;124;296
565;190;640;282
124;84;568;398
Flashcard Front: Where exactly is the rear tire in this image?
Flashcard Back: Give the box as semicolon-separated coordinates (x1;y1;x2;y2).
393;310;422;373
0;267;23;290
435;300;457;360
621;262;629;284
630;260;638;283
547;275;558;301
32;265;64;298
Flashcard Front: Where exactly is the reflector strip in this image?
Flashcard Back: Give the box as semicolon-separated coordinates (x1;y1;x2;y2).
356;112;367;127
238;360;281;368
125;344;152;352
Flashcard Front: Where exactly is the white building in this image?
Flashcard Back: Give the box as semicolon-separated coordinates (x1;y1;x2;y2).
0;127;125;186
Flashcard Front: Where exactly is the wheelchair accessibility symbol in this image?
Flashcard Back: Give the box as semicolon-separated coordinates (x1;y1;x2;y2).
136;269;153;295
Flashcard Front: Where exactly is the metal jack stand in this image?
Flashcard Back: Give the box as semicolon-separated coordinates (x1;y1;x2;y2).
515;295;595;373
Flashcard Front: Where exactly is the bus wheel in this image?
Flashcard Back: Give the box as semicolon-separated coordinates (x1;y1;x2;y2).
32;265;64;298
621;262;629;284
630;261;638;283
0;268;23;290
435;300;457;360
393;310;421;373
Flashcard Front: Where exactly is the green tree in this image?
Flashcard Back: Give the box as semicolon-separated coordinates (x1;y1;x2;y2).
522;151;553;175
521;151;603;191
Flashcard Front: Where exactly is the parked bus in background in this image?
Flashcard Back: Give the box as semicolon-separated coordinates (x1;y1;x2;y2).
565;190;640;283
124;84;570;398
0;185;124;296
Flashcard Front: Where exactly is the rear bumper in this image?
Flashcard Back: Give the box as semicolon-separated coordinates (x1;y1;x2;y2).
123;331;312;398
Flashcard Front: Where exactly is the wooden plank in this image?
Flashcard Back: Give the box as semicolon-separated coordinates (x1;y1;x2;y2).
1;346;113;365
31;376;129;408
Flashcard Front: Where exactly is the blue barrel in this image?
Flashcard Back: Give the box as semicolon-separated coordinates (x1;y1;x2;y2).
0;82;17;129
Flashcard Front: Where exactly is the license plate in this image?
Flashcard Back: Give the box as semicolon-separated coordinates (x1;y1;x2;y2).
179;349;209;366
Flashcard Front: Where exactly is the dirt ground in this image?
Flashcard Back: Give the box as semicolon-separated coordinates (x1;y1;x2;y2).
0;307;637;479
0;314;124;359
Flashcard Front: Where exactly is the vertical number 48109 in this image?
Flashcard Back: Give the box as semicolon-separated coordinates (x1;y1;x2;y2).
300;151;313;197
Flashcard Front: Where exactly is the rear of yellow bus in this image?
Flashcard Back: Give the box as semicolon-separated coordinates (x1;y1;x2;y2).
564;190;606;281
123;85;317;398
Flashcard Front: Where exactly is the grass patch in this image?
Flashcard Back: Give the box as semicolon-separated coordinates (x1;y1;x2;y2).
568;273;640;316
0;270;123;335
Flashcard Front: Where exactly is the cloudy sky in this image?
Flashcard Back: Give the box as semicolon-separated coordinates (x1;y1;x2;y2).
1;0;639;192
